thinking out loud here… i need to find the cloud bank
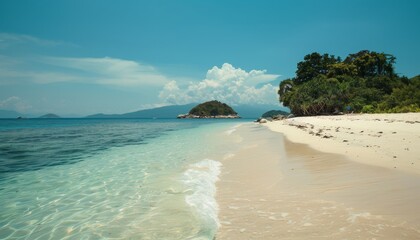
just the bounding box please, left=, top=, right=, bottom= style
left=0, top=33, right=170, bottom=87
left=0, top=96, right=32, bottom=112
left=0, top=55, right=170, bottom=87
left=0, top=32, right=63, bottom=49
left=159, top=63, right=280, bottom=105
left=40, top=57, right=170, bottom=86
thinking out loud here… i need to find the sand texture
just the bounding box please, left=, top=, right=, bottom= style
left=265, top=113, right=420, bottom=174
left=216, top=119, right=420, bottom=239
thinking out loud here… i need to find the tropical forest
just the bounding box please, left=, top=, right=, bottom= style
left=278, top=50, right=420, bottom=116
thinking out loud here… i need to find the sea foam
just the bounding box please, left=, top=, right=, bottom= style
left=224, top=124, right=242, bottom=135
left=182, top=159, right=222, bottom=230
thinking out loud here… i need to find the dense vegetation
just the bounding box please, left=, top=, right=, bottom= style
left=189, top=100, right=238, bottom=116
left=278, top=50, right=420, bottom=116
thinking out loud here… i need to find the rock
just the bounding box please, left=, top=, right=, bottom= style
left=259, top=118, right=268, bottom=123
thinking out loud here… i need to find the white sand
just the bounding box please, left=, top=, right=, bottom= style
left=265, top=113, right=420, bottom=174
left=216, top=117, right=420, bottom=239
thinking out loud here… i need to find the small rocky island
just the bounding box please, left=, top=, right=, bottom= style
left=177, top=100, right=240, bottom=119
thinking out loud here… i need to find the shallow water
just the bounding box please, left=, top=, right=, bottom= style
left=0, top=119, right=243, bottom=239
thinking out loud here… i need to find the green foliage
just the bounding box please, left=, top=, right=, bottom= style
left=189, top=100, right=237, bottom=116
left=361, top=105, right=376, bottom=113
left=295, top=53, right=339, bottom=84
left=278, top=51, right=420, bottom=116
left=344, top=50, right=395, bottom=77
left=278, top=78, right=294, bottom=106
left=287, top=76, right=349, bottom=115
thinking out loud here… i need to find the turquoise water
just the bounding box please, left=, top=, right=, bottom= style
left=0, top=119, right=244, bottom=239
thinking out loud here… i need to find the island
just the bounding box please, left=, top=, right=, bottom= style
left=261, top=109, right=290, bottom=119
left=177, top=100, right=240, bottom=119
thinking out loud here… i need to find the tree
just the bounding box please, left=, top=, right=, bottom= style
left=327, top=62, right=357, bottom=77
left=295, top=53, right=339, bottom=84
left=344, top=50, right=396, bottom=77
left=278, top=78, right=294, bottom=106
left=387, top=75, right=420, bottom=109
left=278, top=51, right=419, bottom=115
left=287, top=76, right=346, bottom=115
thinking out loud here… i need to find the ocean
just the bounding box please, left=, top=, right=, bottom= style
left=0, top=118, right=245, bottom=239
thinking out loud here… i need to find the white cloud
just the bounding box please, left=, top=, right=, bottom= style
left=0, top=55, right=170, bottom=87
left=0, top=33, right=170, bottom=87
left=0, top=96, right=32, bottom=112
left=160, top=80, right=194, bottom=104
left=159, top=63, right=280, bottom=105
left=40, top=56, right=170, bottom=86
left=0, top=32, right=64, bottom=49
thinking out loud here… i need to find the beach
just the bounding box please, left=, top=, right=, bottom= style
left=266, top=113, right=420, bottom=175
left=1, top=116, right=420, bottom=239
left=216, top=113, right=420, bottom=239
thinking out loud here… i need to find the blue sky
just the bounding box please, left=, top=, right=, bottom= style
left=0, top=0, right=419, bottom=116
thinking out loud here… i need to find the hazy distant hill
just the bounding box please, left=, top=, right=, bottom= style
left=86, top=103, right=289, bottom=119
left=234, top=105, right=289, bottom=119
left=39, top=113, right=61, bottom=118
left=86, top=104, right=196, bottom=119
left=0, top=109, right=22, bottom=118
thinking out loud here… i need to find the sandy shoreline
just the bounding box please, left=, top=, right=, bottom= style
left=265, top=113, right=420, bottom=174
left=216, top=114, right=420, bottom=239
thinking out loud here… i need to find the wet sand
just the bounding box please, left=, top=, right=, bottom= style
left=216, top=123, right=420, bottom=239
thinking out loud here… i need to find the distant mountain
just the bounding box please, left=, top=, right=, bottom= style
left=39, top=113, right=61, bottom=118
left=86, top=103, right=196, bottom=119
left=86, top=103, right=289, bottom=119
left=0, top=109, right=23, bottom=118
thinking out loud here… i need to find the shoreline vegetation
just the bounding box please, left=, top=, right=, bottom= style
left=263, top=50, right=420, bottom=173
left=278, top=50, right=420, bottom=116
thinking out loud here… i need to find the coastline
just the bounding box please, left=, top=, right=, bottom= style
left=265, top=113, right=420, bottom=175
left=216, top=115, right=420, bottom=239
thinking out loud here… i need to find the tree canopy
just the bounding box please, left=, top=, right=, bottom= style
left=278, top=50, right=420, bottom=116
